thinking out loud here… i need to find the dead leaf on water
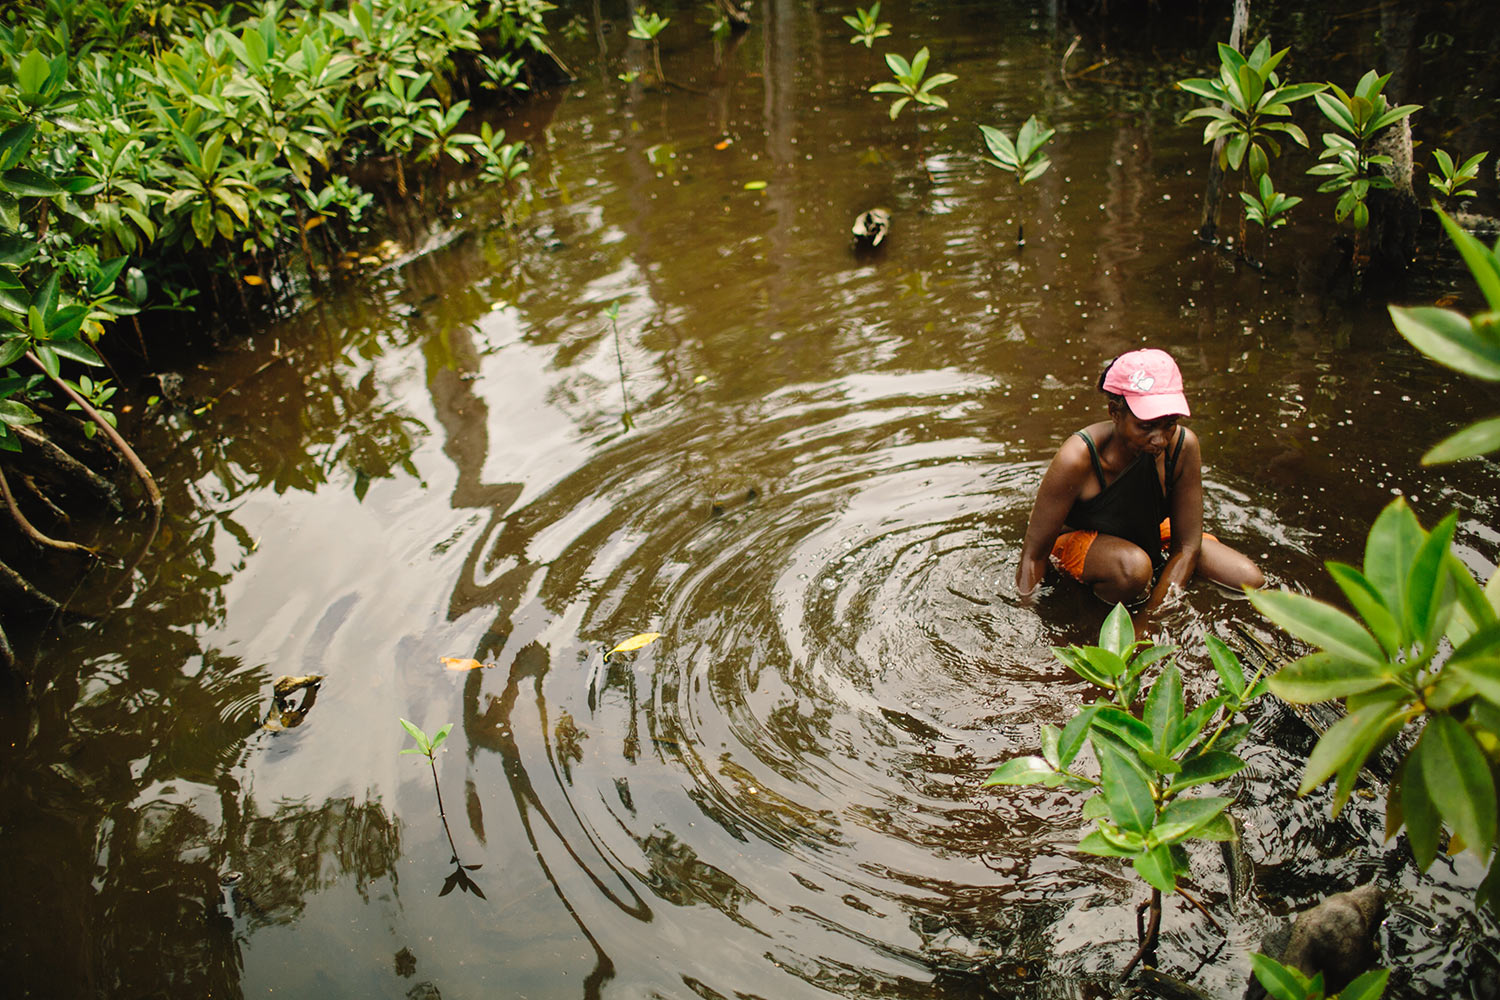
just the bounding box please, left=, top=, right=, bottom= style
left=743, top=180, right=767, bottom=191
left=606, top=632, right=662, bottom=659
left=714, top=138, right=732, bottom=150
left=242, top=274, right=265, bottom=286
left=442, top=657, right=488, bottom=671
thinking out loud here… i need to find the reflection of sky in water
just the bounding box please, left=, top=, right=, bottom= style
left=8, top=2, right=1500, bottom=998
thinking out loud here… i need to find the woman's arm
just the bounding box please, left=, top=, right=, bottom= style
left=1145, top=427, right=1203, bottom=611
left=1016, top=436, right=1092, bottom=598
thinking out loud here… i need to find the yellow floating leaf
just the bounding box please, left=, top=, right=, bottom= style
left=442, top=657, right=487, bottom=671
left=242, top=274, right=265, bottom=286
left=714, top=139, right=732, bottom=150
left=693, top=375, right=707, bottom=384
left=743, top=180, right=767, bottom=191
left=607, top=632, right=662, bottom=656
left=302, top=215, right=326, bottom=232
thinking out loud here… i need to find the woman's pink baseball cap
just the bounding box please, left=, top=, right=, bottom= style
left=1101, top=348, right=1190, bottom=420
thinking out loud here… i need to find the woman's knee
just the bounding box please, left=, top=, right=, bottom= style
left=1091, top=544, right=1153, bottom=601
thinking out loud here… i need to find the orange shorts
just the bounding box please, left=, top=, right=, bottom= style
left=1050, top=519, right=1215, bottom=582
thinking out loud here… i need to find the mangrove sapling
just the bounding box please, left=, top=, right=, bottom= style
left=628, top=11, right=671, bottom=88
left=400, top=718, right=486, bottom=898
left=1427, top=148, right=1487, bottom=204
left=984, top=604, right=1269, bottom=974
left=978, top=115, right=1055, bottom=248
left=842, top=4, right=891, bottom=49
left=1305, top=71, right=1420, bottom=249
left=869, top=47, right=956, bottom=122
left=1177, top=37, right=1324, bottom=252
left=1248, top=496, right=1500, bottom=906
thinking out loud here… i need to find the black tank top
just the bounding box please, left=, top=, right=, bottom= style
left=1064, top=428, right=1185, bottom=568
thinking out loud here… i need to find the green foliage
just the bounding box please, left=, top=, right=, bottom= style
left=978, top=116, right=1054, bottom=186
left=1178, top=37, right=1323, bottom=179
left=868, top=46, right=956, bottom=121
left=627, top=11, right=670, bottom=41
left=1428, top=148, right=1487, bottom=201
left=0, top=0, right=553, bottom=448
left=985, top=604, right=1267, bottom=895
left=1240, top=172, right=1302, bottom=231
left=842, top=4, right=891, bottom=49
left=1388, top=205, right=1500, bottom=463
left=1306, top=70, right=1421, bottom=230
left=1250, top=953, right=1389, bottom=1000
left=1249, top=498, right=1500, bottom=903
left=399, top=717, right=453, bottom=759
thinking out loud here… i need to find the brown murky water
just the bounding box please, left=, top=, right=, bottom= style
left=5, top=2, right=1500, bottom=998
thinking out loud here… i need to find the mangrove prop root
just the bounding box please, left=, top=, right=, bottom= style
left=0, top=465, right=95, bottom=554
left=0, top=618, right=13, bottom=670
left=20, top=472, right=70, bottom=524
left=0, top=555, right=61, bottom=611
left=1122, top=888, right=1163, bottom=979
left=27, top=351, right=161, bottom=515
left=13, top=424, right=120, bottom=507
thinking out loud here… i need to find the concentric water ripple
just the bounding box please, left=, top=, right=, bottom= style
left=455, top=367, right=1324, bottom=998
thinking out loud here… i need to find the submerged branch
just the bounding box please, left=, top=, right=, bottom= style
left=13, top=424, right=120, bottom=508
left=0, top=555, right=61, bottom=610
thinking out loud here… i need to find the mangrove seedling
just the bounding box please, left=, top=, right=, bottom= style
left=1239, top=172, right=1302, bottom=261
left=605, top=301, right=632, bottom=430
left=1428, top=147, right=1487, bottom=203
left=842, top=4, right=891, bottom=48
left=869, top=46, right=956, bottom=121
left=1306, top=70, right=1421, bottom=233
left=979, top=115, right=1055, bottom=248
left=984, top=604, right=1268, bottom=974
left=628, top=11, right=671, bottom=87
left=1177, top=37, right=1323, bottom=249
left=400, top=718, right=485, bottom=898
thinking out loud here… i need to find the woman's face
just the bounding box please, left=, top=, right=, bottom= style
left=1111, top=403, right=1179, bottom=456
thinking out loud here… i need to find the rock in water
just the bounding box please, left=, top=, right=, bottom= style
left=852, top=208, right=890, bottom=248
left=1274, top=882, right=1385, bottom=995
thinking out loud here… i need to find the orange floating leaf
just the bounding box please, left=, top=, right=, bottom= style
left=242, top=274, right=265, bottom=286
left=442, top=657, right=486, bottom=671
left=714, top=139, right=731, bottom=151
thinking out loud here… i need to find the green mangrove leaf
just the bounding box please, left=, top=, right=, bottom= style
left=1269, top=652, right=1393, bottom=703
left=1132, top=844, right=1177, bottom=893
left=1251, top=952, right=1315, bottom=1000
left=1077, top=828, right=1136, bottom=858
left=1152, top=796, right=1232, bottom=844
left=1098, top=602, right=1134, bottom=655
left=1299, top=689, right=1409, bottom=797
left=1423, top=416, right=1500, bottom=464
left=1417, top=713, right=1498, bottom=855
left=1057, top=704, right=1101, bottom=769
left=1389, top=304, right=1500, bottom=381
left=1039, top=724, right=1062, bottom=769
left=1406, top=512, right=1459, bottom=650
left=1096, top=738, right=1156, bottom=836
left=1365, top=498, right=1426, bottom=625
left=1143, top=663, right=1184, bottom=753
left=1249, top=588, right=1388, bottom=668
left=1204, top=635, right=1246, bottom=698
left=1168, top=750, right=1247, bottom=793
left=1334, top=968, right=1390, bottom=1000
left=983, top=756, right=1062, bottom=787
left=1325, top=561, right=1402, bottom=657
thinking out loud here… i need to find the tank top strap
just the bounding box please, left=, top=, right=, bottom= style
left=1073, top=430, right=1108, bottom=491
left=1165, top=428, right=1186, bottom=484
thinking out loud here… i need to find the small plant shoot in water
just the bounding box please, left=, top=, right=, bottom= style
left=978, top=115, right=1055, bottom=248
left=1428, top=148, right=1488, bottom=202
left=842, top=4, right=891, bottom=48
left=628, top=11, right=671, bottom=86
left=399, top=717, right=485, bottom=898
left=984, top=604, right=1269, bottom=972
left=868, top=46, right=956, bottom=121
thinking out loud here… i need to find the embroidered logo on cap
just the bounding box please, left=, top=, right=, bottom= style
left=1128, top=371, right=1155, bottom=392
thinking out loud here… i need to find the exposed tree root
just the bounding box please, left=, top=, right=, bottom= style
left=20, top=472, right=69, bottom=525
left=0, top=618, right=12, bottom=669
left=1122, top=888, right=1163, bottom=979
left=12, top=424, right=120, bottom=509
left=0, top=555, right=60, bottom=611
left=0, top=465, right=95, bottom=554
left=29, top=352, right=161, bottom=517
